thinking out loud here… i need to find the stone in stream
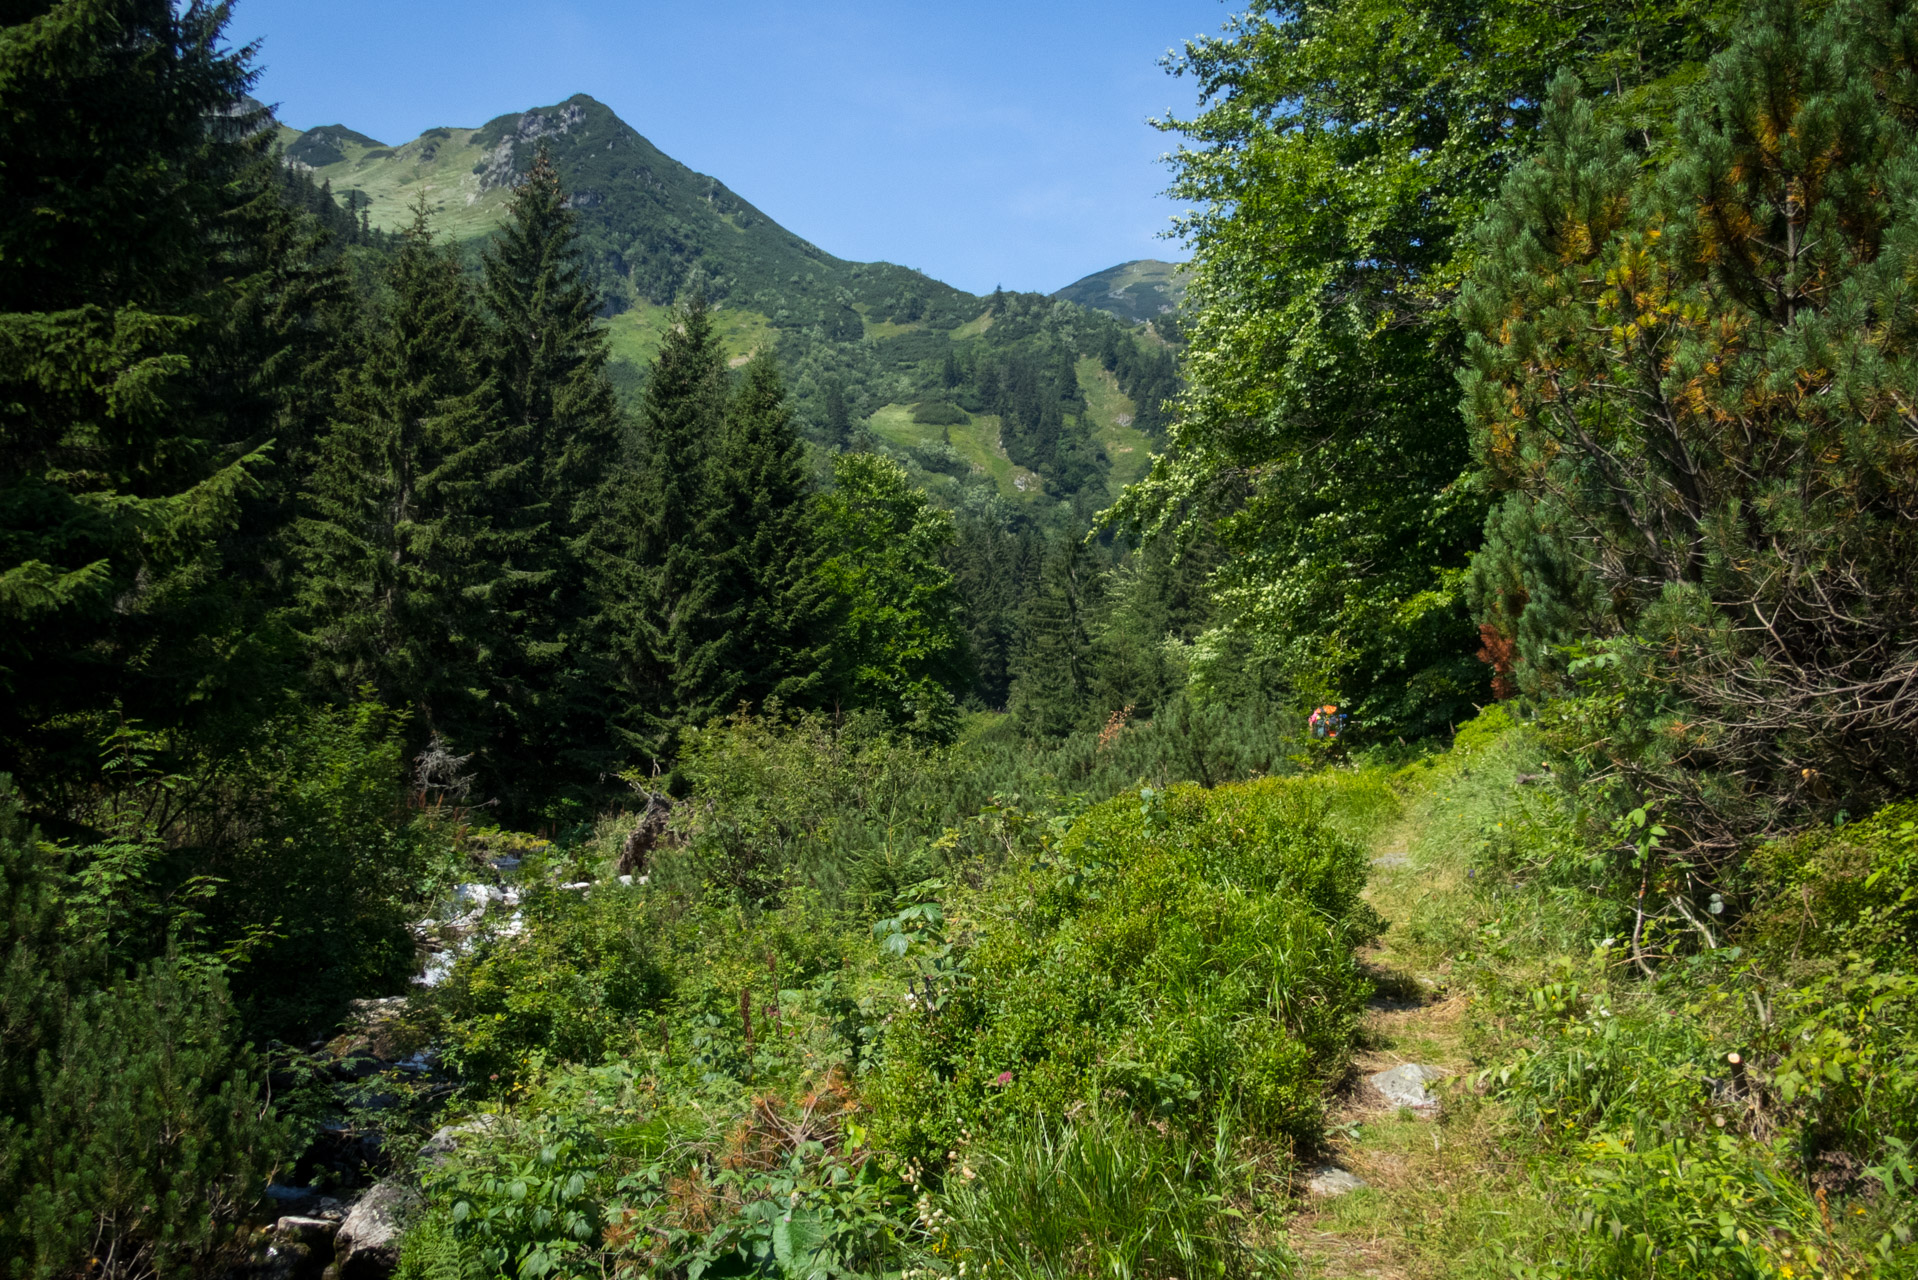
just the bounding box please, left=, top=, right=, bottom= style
left=264, top=1183, right=347, bottom=1219
left=334, top=1181, right=420, bottom=1280
left=275, top=1216, right=339, bottom=1247
left=1306, top=1165, right=1370, bottom=1197
left=328, top=997, right=428, bottom=1067
left=1370, top=1063, right=1445, bottom=1109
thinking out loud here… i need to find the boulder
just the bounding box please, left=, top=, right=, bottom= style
left=334, top=1181, right=419, bottom=1280
left=1370, top=1062, right=1445, bottom=1109
left=418, top=1114, right=499, bottom=1167
left=327, top=996, right=428, bottom=1066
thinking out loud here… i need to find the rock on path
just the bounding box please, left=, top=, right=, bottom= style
left=1369, top=1062, right=1445, bottom=1109
left=1307, top=1165, right=1370, bottom=1197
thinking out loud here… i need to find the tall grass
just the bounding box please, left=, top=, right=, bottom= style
left=919, top=1111, right=1293, bottom=1280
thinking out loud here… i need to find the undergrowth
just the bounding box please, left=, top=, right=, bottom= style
left=394, top=713, right=1401, bottom=1279
left=1360, top=706, right=1918, bottom=1280
left=389, top=702, right=1918, bottom=1280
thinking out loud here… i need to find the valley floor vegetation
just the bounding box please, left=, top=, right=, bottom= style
left=6, top=0, right=1918, bottom=1277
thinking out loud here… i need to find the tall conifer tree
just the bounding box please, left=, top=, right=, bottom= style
left=480, top=146, right=626, bottom=805
left=706, top=350, right=831, bottom=711
left=295, top=202, right=532, bottom=768
left=0, top=0, right=292, bottom=793
left=1008, top=534, right=1102, bottom=741
left=615, top=294, right=729, bottom=764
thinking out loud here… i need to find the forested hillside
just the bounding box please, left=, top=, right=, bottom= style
left=4, top=1, right=1918, bottom=1279
left=279, top=95, right=1181, bottom=507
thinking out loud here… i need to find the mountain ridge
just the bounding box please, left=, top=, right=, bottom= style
left=279, top=95, right=1165, bottom=330
left=280, top=93, right=973, bottom=327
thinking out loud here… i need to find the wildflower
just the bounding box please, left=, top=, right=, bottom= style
left=992, top=1071, right=1013, bottom=1086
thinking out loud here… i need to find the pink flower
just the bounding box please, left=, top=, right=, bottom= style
left=993, top=1071, right=1013, bottom=1086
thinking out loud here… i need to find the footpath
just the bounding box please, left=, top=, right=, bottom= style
left=1286, top=823, right=1542, bottom=1280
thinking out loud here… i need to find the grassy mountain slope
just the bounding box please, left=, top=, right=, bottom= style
left=1076, top=356, right=1151, bottom=490
left=867, top=405, right=1044, bottom=502
left=1052, top=259, right=1187, bottom=323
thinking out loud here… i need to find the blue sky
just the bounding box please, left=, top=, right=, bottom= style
left=236, top=0, right=1230, bottom=296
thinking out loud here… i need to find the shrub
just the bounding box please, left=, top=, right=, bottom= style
left=0, top=779, right=281, bottom=1279
left=1542, top=1134, right=1834, bottom=1280
left=1487, top=961, right=1727, bottom=1142
left=1474, top=794, right=1918, bottom=1278
left=435, top=883, right=671, bottom=1087
left=911, top=400, right=970, bottom=426
left=668, top=708, right=958, bottom=910
left=402, top=1059, right=911, bottom=1280
left=213, top=702, right=447, bottom=1038
left=867, top=777, right=1379, bottom=1164
left=1770, top=961, right=1918, bottom=1161
left=1749, top=801, right=1918, bottom=969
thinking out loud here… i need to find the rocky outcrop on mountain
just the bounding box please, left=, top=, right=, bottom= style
left=476, top=101, right=589, bottom=193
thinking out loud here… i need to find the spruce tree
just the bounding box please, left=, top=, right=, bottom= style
left=1009, top=533, right=1103, bottom=741
left=706, top=350, right=832, bottom=711
left=0, top=0, right=298, bottom=792
left=947, top=495, right=1042, bottom=709
left=614, top=294, right=730, bottom=764
left=295, top=201, right=532, bottom=771
left=824, top=380, right=853, bottom=448
left=482, top=146, right=622, bottom=531
left=480, top=146, right=627, bottom=806
left=1089, top=535, right=1219, bottom=720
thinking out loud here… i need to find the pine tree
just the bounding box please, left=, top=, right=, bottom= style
left=614, top=294, right=730, bottom=764
left=1460, top=0, right=1918, bottom=838
left=295, top=201, right=532, bottom=770
left=0, top=779, right=278, bottom=1279
left=706, top=350, right=832, bottom=711
left=479, top=146, right=627, bottom=807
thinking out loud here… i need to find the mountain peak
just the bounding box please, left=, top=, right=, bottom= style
left=1052, top=259, right=1187, bottom=324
